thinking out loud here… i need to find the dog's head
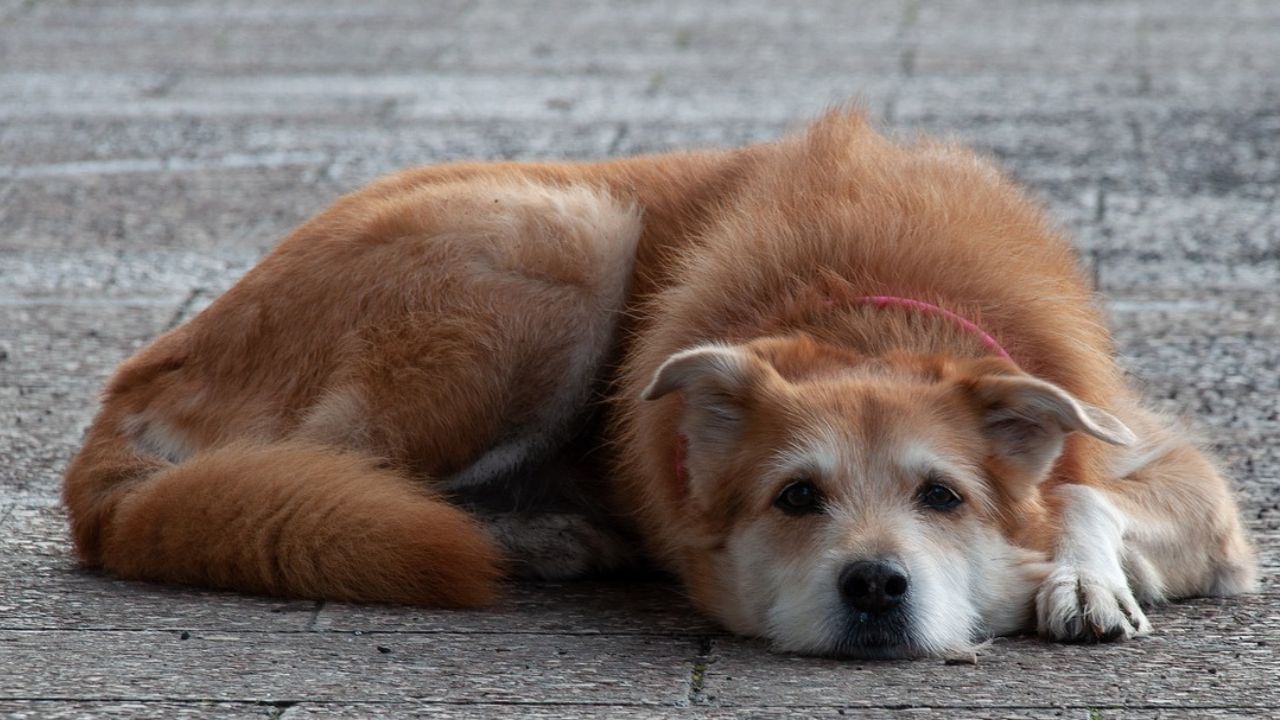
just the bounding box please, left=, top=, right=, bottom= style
left=641, top=334, right=1134, bottom=658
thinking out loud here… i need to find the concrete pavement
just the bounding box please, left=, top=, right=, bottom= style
left=1, top=1, right=1277, bottom=717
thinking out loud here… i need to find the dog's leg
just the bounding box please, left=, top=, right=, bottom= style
left=1107, top=437, right=1258, bottom=598
left=460, top=452, right=643, bottom=579
left=479, top=512, right=636, bottom=579
left=1037, top=482, right=1153, bottom=641
left=1038, top=427, right=1257, bottom=642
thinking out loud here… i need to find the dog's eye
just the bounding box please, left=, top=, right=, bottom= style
left=919, top=483, right=962, bottom=511
left=774, top=480, right=822, bottom=516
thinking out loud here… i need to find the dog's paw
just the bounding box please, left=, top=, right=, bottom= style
left=1036, top=565, right=1151, bottom=643
left=481, top=512, right=636, bottom=580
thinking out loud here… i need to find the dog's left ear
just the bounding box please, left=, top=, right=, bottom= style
left=965, top=374, right=1136, bottom=482
left=641, top=343, right=782, bottom=455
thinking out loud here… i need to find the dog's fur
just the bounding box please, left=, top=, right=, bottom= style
left=64, top=112, right=1257, bottom=657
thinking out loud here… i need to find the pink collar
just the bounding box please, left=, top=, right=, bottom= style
left=851, top=295, right=1011, bottom=361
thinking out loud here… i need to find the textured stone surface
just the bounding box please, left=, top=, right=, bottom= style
left=0, top=703, right=278, bottom=720
left=1, top=0, right=1277, bottom=717
left=702, top=591, right=1280, bottom=709
left=1, top=704, right=1264, bottom=719
left=0, top=301, right=180, bottom=502
left=0, top=629, right=698, bottom=705
left=0, top=506, right=319, bottom=632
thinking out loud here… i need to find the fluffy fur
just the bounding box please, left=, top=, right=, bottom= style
left=64, top=112, right=1257, bottom=657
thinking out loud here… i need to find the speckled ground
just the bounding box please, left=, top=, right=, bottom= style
left=1, top=1, right=1277, bottom=717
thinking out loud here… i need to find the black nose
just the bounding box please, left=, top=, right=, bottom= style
left=839, top=560, right=909, bottom=614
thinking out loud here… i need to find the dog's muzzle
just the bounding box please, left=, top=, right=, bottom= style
left=833, top=558, right=913, bottom=655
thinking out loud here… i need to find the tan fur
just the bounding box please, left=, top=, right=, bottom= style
left=64, top=112, right=1255, bottom=654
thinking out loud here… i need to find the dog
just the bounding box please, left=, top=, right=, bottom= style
left=63, top=112, right=1257, bottom=658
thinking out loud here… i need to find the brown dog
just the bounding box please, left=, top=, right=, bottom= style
left=64, top=112, right=1257, bottom=657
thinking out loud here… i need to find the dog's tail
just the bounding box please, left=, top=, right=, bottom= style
left=62, top=417, right=503, bottom=607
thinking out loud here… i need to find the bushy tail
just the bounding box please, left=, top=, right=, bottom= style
left=63, top=431, right=503, bottom=607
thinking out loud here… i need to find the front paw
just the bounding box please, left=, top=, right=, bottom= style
left=1036, top=565, right=1152, bottom=643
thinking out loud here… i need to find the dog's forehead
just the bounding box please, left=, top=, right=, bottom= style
left=770, top=379, right=984, bottom=484
left=775, top=406, right=952, bottom=476
left=782, top=376, right=954, bottom=448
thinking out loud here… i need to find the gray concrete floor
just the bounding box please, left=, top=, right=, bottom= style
left=1, top=0, right=1278, bottom=717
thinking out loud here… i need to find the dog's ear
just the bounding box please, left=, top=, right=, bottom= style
left=642, top=343, right=782, bottom=454
left=964, top=373, right=1136, bottom=482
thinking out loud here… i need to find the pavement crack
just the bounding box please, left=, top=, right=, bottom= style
left=165, top=288, right=204, bottom=331
left=685, top=635, right=714, bottom=706
left=898, top=47, right=916, bottom=78
left=607, top=123, right=630, bottom=156
left=305, top=601, right=324, bottom=631
left=263, top=700, right=298, bottom=719
left=142, top=72, right=182, bottom=98
left=1127, top=116, right=1145, bottom=154
left=0, top=503, right=17, bottom=531
left=895, top=0, right=922, bottom=79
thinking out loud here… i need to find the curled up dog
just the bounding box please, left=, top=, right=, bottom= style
left=63, top=111, right=1257, bottom=659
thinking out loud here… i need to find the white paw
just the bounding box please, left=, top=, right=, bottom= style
left=1036, top=565, right=1152, bottom=643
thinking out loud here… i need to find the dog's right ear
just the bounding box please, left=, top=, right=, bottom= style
left=642, top=344, right=781, bottom=454
left=963, top=372, right=1136, bottom=485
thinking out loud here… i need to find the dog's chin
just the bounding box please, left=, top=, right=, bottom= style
left=770, top=614, right=926, bottom=660
left=781, top=632, right=919, bottom=660
left=825, top=632, right=981, bottom=660
left=827, top=615, right=916, bottom=659
left=773, top=612, right=978, bottom=660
